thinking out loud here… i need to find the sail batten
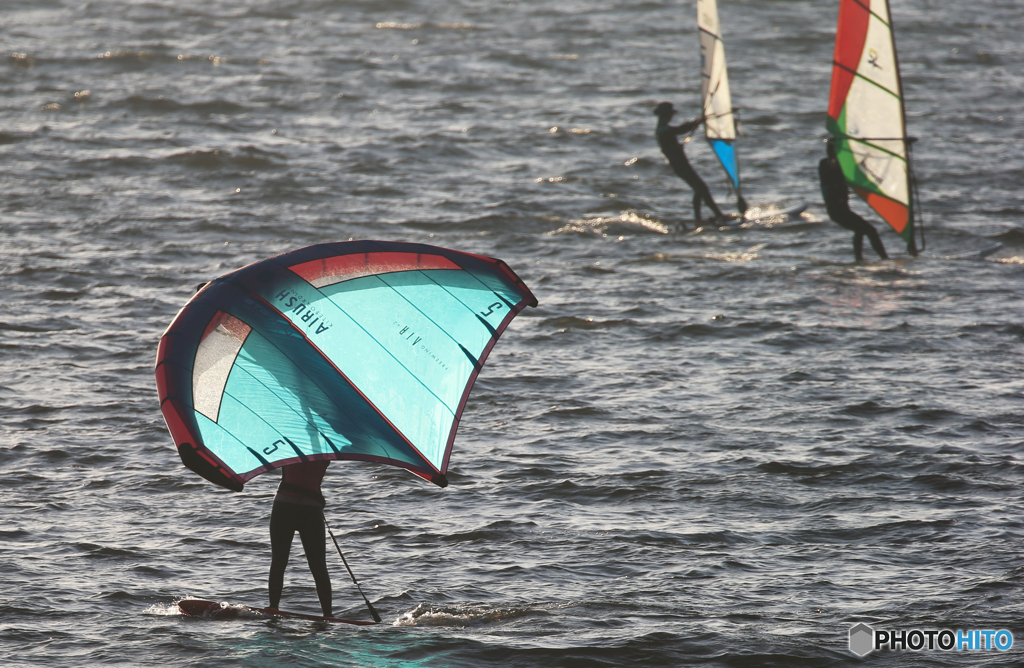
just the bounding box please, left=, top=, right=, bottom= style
left=827, top=0, right=915, bottom=241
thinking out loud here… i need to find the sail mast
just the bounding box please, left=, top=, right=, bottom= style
left=826, top=0, right=916, bottom=244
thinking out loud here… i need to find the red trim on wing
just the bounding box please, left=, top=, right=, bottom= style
left=160, top=397, right=199, bottom=451
left=289, top=252, right=460, bottom=287
left=154, top=362, right=171, bottom=402
left=161, top=396, right=246, bottom=488
left=155, top=335, right=169, bottom=366
left=201, top=311, right=252, bottom=344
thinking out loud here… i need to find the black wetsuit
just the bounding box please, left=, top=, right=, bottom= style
left=656, top=118, right=725, bottom=224
left=818, top=155, right=888, bottom=262
left=269, top=461, right=332, bottom=617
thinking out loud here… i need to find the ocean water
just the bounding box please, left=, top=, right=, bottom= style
left=2, top=0, right=1023, bottom=666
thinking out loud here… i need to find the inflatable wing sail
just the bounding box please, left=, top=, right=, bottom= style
left=698, top=0, right=741, bottom=194
left=827, top=0, right=914, bottom=242
left=155, top=241, right=537, bottom=491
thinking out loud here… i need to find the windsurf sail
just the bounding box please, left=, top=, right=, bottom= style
left=827, top=0, right=916, bottom=243
left=698, top=0, right=742, bottom=200
left=155, top=241, right=537, bottom=491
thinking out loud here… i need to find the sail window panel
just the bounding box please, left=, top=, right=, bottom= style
left=845, top=141, right=909, bottom=205
left=703, top=41, right=734, bottom=141
left=867, top=0, right=891, bottom=24
left=697, top=0, right=720, bottom=34
left=210, top=384, right=425, bottom=475
left=270, top=278, right=460, bottom=465
left=319, top=274, right=475, bottom=413
left=229, top=343, right=358, bottom=459
left=192, top=314, right=251, bottom=422
left=401, top=268, right=522, bottom=334
left=194, top=403, right=280, bottom=476
left=862, top=137, right=906, bottom=161
left=699, top=0, right=735, bottom=144
left=699, top=30, right=717, bottom=99
left=232, top=313, right=429, bottom=470
left=858, top=14, right=900, bottom=96
left=365, top=269, right=499, bottom=353
left=255, top=276, right=453, bottom=469
left=843, top=76, right=904, bottom=149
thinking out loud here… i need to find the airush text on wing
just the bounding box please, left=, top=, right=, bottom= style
left=274, top=288, right=333, bottom=336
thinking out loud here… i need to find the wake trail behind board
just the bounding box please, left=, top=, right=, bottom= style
left=178, top=598, right=376, bottom=625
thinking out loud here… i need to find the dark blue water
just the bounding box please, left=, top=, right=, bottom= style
left=2, top=1, right=1022, bottom=665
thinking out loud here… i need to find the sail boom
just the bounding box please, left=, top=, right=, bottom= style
left=846, top=140, right=908, bottom=161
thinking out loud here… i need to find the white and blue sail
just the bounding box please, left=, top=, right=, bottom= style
left=698, top=0, right=742, bottom=196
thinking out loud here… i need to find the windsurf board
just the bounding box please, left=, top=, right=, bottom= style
left=178, top=598, right=376, bottom=626
left=712, top=202, right=809, bottom=229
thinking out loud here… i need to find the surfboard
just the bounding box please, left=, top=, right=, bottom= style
left=940, top=243, right=1002, bottom=261
left=178, top=598, right=376, bottom=625
left=713, top=203, right=809, bottom=228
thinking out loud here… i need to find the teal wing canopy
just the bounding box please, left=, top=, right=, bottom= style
left=155, top=241, right=537, bottom=490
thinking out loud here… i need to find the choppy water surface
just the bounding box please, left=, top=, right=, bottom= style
left=2, top=1, right=1023, bottom=666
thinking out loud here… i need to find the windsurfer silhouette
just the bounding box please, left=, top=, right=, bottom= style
left=819, top=138, right=889, bottom=262
left=269, top=460, right=332, bottom=617
left=654, top=101, right=726, bottom=227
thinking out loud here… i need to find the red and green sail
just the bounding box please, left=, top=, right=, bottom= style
left=827, top=0, right=914, bottom=241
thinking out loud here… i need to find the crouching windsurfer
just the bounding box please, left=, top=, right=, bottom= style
left=269, top=461, right=332, bottom=617
left=819, top=138, right=889, bottom=262
left=654, top=101, right=727, bottom=227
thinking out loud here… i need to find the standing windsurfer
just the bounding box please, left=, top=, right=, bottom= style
left=819, top=139, right=889, bottom=262
left=654, top=101, right=726, bottom=227
left=268, top=460, right=332, bottom=617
